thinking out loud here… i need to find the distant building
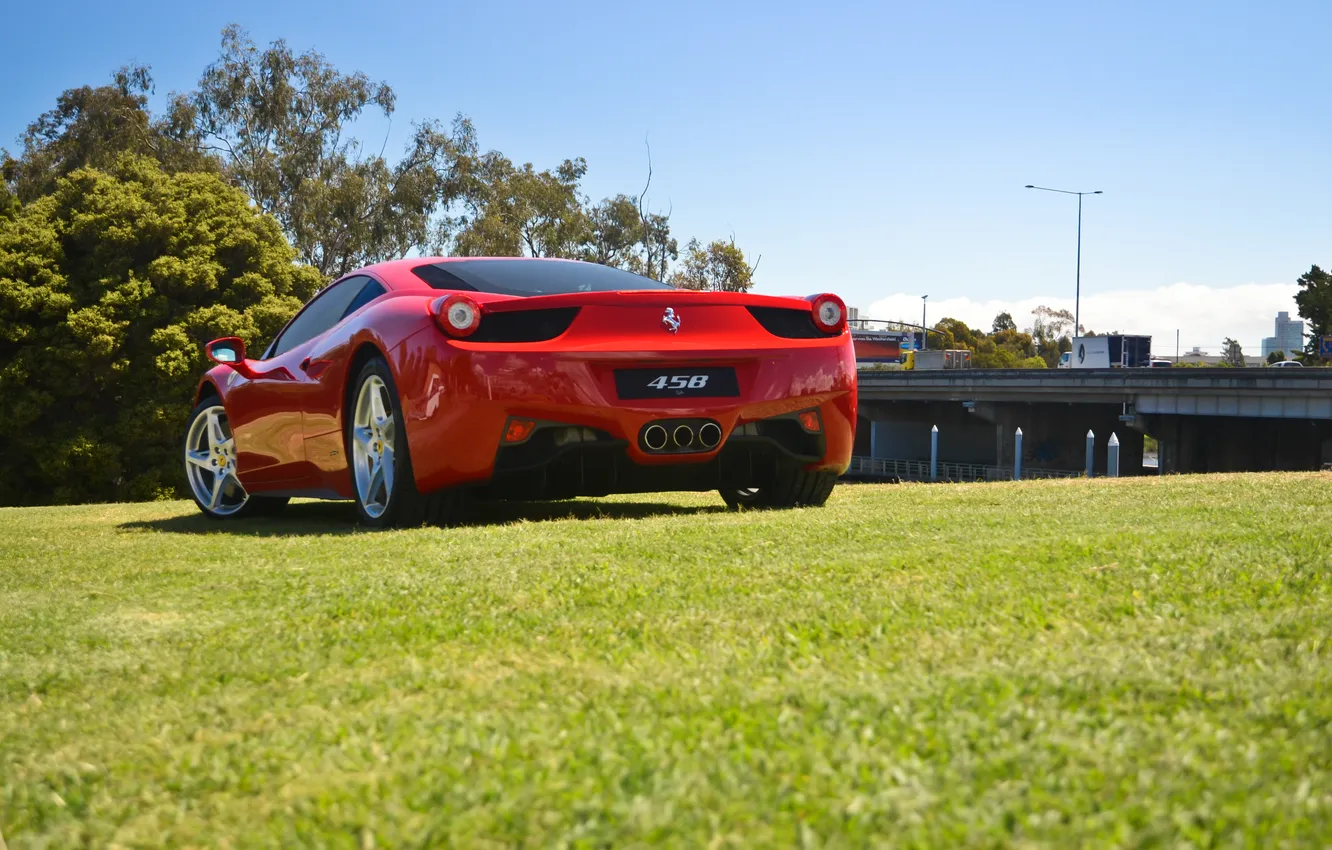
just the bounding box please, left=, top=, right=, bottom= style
left=1261, top=311, right=1304, bottom=359
left=1179, top=346, right=1224, bottom=366
left=1178, top=344, right=1269, bottom=367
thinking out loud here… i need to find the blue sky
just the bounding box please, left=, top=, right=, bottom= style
left=5, top=0, right=1329, bottom=353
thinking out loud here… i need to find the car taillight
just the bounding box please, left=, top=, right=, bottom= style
left=436, top=294, right=482, bottom=337
left=503, top=418, right=536, bottom=443
left=808, top=293, right=847, bottom=334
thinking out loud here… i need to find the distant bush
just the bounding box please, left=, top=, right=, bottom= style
left=0, top=156, right=323, bottom=505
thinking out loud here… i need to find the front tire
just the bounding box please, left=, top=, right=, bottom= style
left=347, top=357, right=458, bottom=528
left=720, top=467, right=838, bottom=510
left=184, top=400, right=289, bottom=519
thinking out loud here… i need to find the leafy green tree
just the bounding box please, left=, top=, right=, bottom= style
left=446, top=153, right=591, bottom=258
left=1266, top=349, right=1287, bottom=364
left=173, top=25, right=471, bottom=277
left=0, top=156, right=322, bottom=506
left=974, top=338, right=1016, bottom=367
left=631, top=205, right=679, bottom=281
left=992, top=312, right=1016, bottom=333
left=584, top=194, right=644, bottom=268
left=1040, top=335, right=1073, bottom=367
left=0, top=183, right=16, bottom=221
left=670, top=238, right=755, bottom=291
left=1030, top=305, right=1075, bottom=342
left=1028, top=305, right=1076, bottom=366
left=1221, top=337, right=1246, bottom=367
left=445, top=140, right=681, bottom=279
left=991, top=327, right=1036, bottom=355
left=2, top=65, right=215, bottom=204
left=1294, top=264, right=1332, bottom=356
left=933, top=318, right=979, bottom=352
left=438, top=138, right=683, bottom=281
left=583, top=191, right=678, bottom=276
left=932, top=318, right=1038, bottom=367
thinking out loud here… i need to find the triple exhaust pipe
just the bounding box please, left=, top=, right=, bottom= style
left=642, top=420, right=722, bottom=452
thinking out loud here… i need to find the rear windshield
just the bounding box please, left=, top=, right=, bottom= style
left=411, top=259, right=674, bottom=296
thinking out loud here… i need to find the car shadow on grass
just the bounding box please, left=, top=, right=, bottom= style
left=118, top=498, right=726, bottom=537
left=457, top=499, right=728, bottom=528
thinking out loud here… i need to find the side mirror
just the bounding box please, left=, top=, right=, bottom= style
left=206, top=337, right=246, bottom=365
left=204, top=337, right=260, bottom=379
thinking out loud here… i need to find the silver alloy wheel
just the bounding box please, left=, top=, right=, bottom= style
left=185, top=405, right=249, bottom=516
left=352, top=374, right=396, bottom=519
left=735, top=488, right=761, bottom=497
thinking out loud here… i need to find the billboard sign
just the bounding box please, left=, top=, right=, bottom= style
left=852, top=331, right=910, bottom=363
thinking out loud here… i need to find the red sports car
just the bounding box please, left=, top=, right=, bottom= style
left=187, top=258, right=857, bottom=527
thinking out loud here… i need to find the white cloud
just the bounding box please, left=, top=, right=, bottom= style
left=863, top=283, right=1302, bottom=356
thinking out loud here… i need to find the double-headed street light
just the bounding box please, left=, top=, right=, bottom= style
left=921, top=294, right=928, bottom=351
left=1025, top=184, right=1102, bottom=339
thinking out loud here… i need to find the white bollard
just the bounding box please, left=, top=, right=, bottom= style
left=1107, top=432, right=1120, bottom=478
left=930, top=424, right=939, bottom=481
left=1014, top=427, right=1023, bottom=480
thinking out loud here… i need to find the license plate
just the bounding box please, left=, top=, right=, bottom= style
left=614, top=367, right=740, bottom=399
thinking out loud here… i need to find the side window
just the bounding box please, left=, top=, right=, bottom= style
left=340, top=279, right=386, bottom=321
left=267, top=276, right=373, bottom=359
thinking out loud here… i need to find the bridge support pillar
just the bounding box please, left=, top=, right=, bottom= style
left=1143, top=414, right=1332, bottom=473
left=971, top=403, right=1144, bottom=475
left=1110, top=427, right=1145, bottom=476
left=862, top=402, right=997, bottom=464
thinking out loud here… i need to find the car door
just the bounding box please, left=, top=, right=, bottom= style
left=298, top=277, right=388, bottom=491
left=228, top=276, right=377, bottom=486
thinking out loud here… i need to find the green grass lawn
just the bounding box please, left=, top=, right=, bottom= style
left=2, top=475, right=1330, bottom=847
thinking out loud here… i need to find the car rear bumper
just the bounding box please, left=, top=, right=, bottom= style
left=393, top=332, right=858, bottom=494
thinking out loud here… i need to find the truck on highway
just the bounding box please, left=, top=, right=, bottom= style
left=1057, top=335, right=1153, bottom=368
left=903, top=349, right=972, bottom=370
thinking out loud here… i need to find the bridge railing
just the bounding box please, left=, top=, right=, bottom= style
left=844, top=456, right=1082, bottom=483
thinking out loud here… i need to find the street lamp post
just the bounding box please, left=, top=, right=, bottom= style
left=1025, top=185, right=1102, bottom=339
left=921, top=295, right=928, bottom=351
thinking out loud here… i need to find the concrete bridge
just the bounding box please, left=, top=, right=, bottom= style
left=854, top=368, right=1332, bottom=475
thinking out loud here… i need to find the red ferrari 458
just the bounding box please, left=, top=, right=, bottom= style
left=187, top=258, right=857, bottom=527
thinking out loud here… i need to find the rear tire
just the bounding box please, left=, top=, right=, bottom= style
left=346, top=357, right=459, bottom=528
left=720, top=467, right=838, bottom=510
